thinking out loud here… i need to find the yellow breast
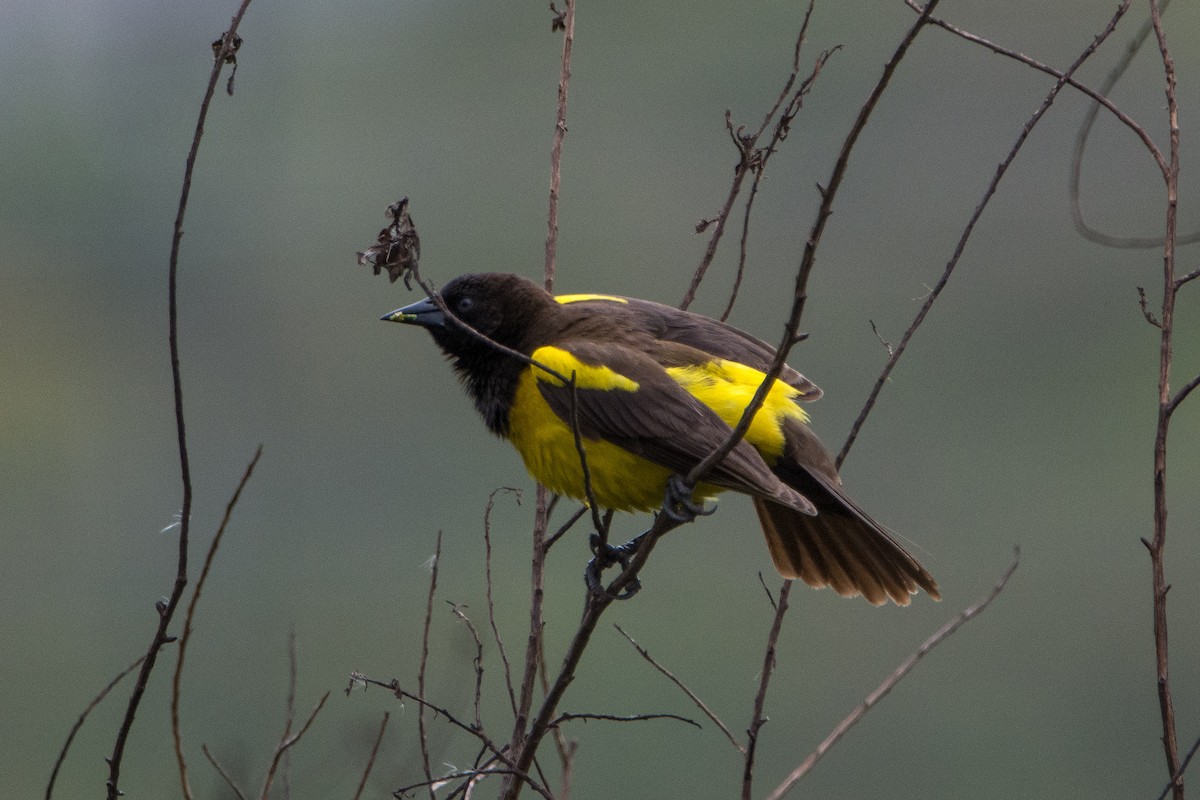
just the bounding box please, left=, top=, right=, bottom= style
left=504, top=346, right=808, bottom=510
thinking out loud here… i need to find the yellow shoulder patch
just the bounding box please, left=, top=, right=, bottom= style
left=531, top=345, right=640, bottom=392
left=666, top=359, right=808, bottom=461
left=555, top=293, right=629, bottom=305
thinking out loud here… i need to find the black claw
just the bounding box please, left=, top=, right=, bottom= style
left=584, top=533, right=647, bottom=600
left=663, top=474, right=716, bottom=522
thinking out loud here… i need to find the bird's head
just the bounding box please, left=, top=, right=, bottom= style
left=382, top=272, right=555, bottom=360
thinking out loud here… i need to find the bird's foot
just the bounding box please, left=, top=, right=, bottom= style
left=585, top=532, right=646, bottom=599
left=661, top=474, right=717, bottom=523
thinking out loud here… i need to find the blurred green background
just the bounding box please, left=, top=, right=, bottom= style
left=3, top=1, right=1198, bottom=797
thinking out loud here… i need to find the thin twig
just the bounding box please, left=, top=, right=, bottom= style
left=483, top=488, right=521, bottom=716
left=46, top=653, right=147, bottom=800
left=201, top=744, right=249, bottom=800
left=352, top=713, right=391, bottom=800
left=259, top=691, right=330, bottom=800
left=614, top=624, right=744, bottom=754
left=1157, top=735, right=1200, bottom=800
left=505, top=484, right=557, bottom=800
left=837, top=0, right=1130, bottom=468
left=689, top=0, right=941, bottom=492
left=683, top=1, right=818, bottom=313
left=544, top=504, right=588, bottom=551
left=741, top=581, right=792, bottom=800
left=449, top=602, right=487, bottom=731
left=551, top=712, right=701, bottom=729
left=105, top=5, right=252, bottom=798
left=350, top=673, right=555, bottom=800
left=763, top=551, right=1020, bottom=800
left=418, top=532, right=443, bottom=800
left=172, top=446, right=262, bottom=800
left=543, top=0, right=575, bottom=292
left=1169, top=374, right=1200, bottom=414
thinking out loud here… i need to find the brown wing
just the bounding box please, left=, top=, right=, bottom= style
left=556, top=295, right=823, bottom=400
left=534, top=339, right=815, bottom=515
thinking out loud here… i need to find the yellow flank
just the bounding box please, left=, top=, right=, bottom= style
left=555, top=293, right=629, bottom=305
left=530, top=345, right=640, bottom=391
left=508, top=366, right=695, bottom=511
left=506, top=347, right=810, bottom=510
left=666, top=359, right=808, bottom=463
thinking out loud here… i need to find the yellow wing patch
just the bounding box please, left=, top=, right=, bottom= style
left=555, top=293, right=629, bottom=305
left=529, top=345, right=640, bottom=392
left=667, top=359, right=808, bottom=462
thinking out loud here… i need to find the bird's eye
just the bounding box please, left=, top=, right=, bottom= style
left=455, top=296, right=475, bottom=315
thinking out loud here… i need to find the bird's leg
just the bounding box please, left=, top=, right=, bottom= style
left=662, top=474, right=717, bottom=523
left=585, top=526, right=645, bottom=600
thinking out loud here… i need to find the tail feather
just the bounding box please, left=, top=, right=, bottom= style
left=753, top=464, right=940, bottom=606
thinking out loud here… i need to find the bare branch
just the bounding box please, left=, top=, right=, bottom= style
left=483, top=488, right=521, bottom=716
left=352, top=713, right=391, bottom=800
left=106, top=4, right=254, bottom=797
left=259, top=691, right=330, bottom=800
left=172, top=446, right=263, bottom=800
left=614, top=624, right=745, bottom=754
left=46, top=653, right=147, bottom=800
left=1168, top=374, right=1200, bottom=414
left=201, top=744, right=248, bottom=800
left=837, top=1, right=1129, bottom=467
left=742, top=581, right=792, bottom=800
left=764, top=550, right=1021, bottom=800
left=1157, top=735, right=1200, bottom=800
left=449, top=602, right=487, bottom=731
left=543, top=0, right=575, bottom=292
left=551, top=712, right=701, bottom=729
left=418, top=532, right=443, bottom=800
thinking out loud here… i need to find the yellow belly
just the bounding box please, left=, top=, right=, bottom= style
left=504, top=351, right=809, bottom=511
left=507, top=367, right=691, bottom=511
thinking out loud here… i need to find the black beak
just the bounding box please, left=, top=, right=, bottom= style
left=382, top=295, right=445, bottom=328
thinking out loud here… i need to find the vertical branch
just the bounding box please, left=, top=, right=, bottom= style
left=418, top=532, right=443, bottom=800
left=544, top=0, right=575, bottom=292
left=105, top=5, right=252, bottom=798
left=1146, top=2, right=1182, bottom=796
left=172, top=447, right=263, bottom=800
left=740, top=581, right=792, bottom=800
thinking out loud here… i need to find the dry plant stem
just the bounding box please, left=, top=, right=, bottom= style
left=105, top=6, right=251, bottom=798
left=201, top=744, right=248, bottom=800
left=507, top=487, right=552, bottom=789
left=418, top=531, right=443, bottom=800
left=259, top=691, right=330, bottom=799
left=450, top=602, right=487, bottom=730
left=687, top=0, right=940, bottom=490
left=498, top=513, right=681, bottom=800
left=741, top=581, right=792, bottom=800
left=171, top=446, right=262, bottom=800
left=903, top=0, right=1168, bottom=182
left=484, top=488, right=521, bottom=716
left=552, top=712, right=700, bottom=728
left=1159, top=737, right=1200, bottom=800
left=1147, top=2, right=1183, bottom=795
left=46, top=654, right=147, bottom=800
left=350, top=673, right=545, bottom=794
left=353, top=713, right=391, bottom=800
left=681, top=1, right=815, bottom=313
left=614, top=624, right=744, bottom=753
left=543, top=0, right=574, bottom=292
left=764, top=551, right=1020, bottom=800
left=836, top=0, right=1129, bottom=468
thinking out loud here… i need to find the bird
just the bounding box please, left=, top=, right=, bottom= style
left=383, top=272, right=939, bottom=605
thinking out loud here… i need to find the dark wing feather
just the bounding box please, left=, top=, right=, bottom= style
left=558, top=296, right=822, bottom=400
left=535, top=339, right=815, bottom=515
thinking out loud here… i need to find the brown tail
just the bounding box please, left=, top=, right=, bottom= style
left=753, top=474, right=940, bottom=606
